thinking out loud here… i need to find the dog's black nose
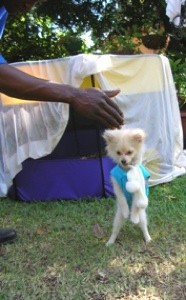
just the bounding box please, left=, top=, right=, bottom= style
left=121, top=159, right=127, bottom=165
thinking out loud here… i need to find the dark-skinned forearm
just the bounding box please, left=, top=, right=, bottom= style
left=0, top=63, right=124, bottom=128
left=0, top=64, right=79, bottom=104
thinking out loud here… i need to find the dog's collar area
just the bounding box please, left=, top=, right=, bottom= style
left=119, top=163, right=139, bottom=172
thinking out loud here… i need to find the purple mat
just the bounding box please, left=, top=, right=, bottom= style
left=9, top=157, right=114, bottom=201
left=8, top=109, right=116, bottom=201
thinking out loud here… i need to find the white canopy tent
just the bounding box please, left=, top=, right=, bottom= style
left=0, top=54, right=186, bottom=197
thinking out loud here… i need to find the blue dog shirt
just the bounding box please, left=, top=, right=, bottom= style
left=110, top=164, right=150, bottom=208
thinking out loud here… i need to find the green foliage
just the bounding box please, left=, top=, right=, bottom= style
left=99, top=35, right=136, bottom=55
left=169, top=53, right=186, bottom=108
left=37, top=0, right=168, bottom=39
left=0, top=12, right=86, bottom=63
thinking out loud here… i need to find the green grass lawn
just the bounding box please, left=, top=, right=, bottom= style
left=0, top=175, right=186, bottom=300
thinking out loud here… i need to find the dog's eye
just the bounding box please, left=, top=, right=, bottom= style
left=117, top=151, right=121, bottom=155
left=126, top=150, right=133, bottom=155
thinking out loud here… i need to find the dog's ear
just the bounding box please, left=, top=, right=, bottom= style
left=132, top=129, right=146, bottom=143
left=102, top=130, right=117, bottom=143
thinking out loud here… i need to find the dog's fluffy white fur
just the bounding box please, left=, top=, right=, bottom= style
left=103, top=128, right=151, bottom=245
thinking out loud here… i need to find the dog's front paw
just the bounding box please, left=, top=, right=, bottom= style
left=126, top=181, right=140, bottom=193
left=136, top=197, right=148, bottom=209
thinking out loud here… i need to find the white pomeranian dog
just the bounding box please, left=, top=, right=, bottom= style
left=103, top=128, right=151, bottom=246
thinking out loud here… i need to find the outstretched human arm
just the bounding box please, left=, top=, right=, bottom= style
left=0, top=64, right=124, bottom=128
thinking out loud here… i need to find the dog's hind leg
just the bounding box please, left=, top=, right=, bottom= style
left=112, top=178, right=129, bottom=219
left=138, top=209, right=151, bottom=243
left=106, top=205, right=124, bottom=246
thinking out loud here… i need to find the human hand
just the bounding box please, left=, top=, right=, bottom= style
left=71, top=88, right=124, bottom=128
left=0, top=63, right=124, bottom=128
